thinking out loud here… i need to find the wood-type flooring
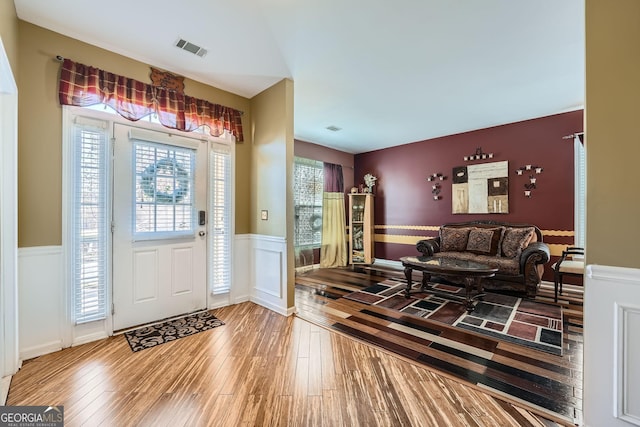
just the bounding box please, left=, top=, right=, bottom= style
left=295, top=265, right=584, bottom=426
left=6, top=283, right=582, bottom=426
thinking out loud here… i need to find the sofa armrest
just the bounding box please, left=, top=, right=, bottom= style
left=520, top=242, right=550, bottom=267
left=416, top=238, right=441, bottom=256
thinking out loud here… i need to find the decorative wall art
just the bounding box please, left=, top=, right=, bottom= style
left=427, top=173, right=446, bottom=200
left=452, top=160, right=509, bottom=214
left=515, top=164, right=543, bottom=197
left=150, top=67, right=185, bottom=93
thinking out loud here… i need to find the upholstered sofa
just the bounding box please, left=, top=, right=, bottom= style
left=415, top=221, right=550, bottom=298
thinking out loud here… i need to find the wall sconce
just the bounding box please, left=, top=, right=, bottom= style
left=432, top=183, right=441, bottom=200
left=515, top=165, right=543, bottom=175
left=426, top=172, right=446, bottom=200
left=515, top=165, right=543, bottom=197
left=464, top=147, right=494, bottom=161
left=426, top=172, right=446, bottom=181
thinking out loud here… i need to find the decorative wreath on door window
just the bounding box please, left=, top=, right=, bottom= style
left=311, top=214, right=322, bottom=232
left=140, top=158, right=190, bottom=203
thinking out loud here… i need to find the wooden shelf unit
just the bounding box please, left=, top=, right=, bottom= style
left=348, top=193, right=374, bottom=265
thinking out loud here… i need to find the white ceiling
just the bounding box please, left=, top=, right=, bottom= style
left=14, top=0, right=585, bottom=154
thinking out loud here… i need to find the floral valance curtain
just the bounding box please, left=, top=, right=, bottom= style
left=58, top=59, right=244, bottom=142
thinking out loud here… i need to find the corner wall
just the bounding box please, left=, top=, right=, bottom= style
left=584, top=1, right=640, bottom=426
left=250, top=79, right=295, bottom=309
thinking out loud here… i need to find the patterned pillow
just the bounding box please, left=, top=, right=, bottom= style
left=501, top=227, right=535, bottom=258
left=466, top=227, right=505, bottom=255
left=439, top=227, right=472, bottom=252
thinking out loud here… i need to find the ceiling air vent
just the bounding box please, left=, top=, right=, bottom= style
left=175, top=38, right=208, bottom=58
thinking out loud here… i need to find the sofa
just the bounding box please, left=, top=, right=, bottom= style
left=415, top=220, right=550, bottom=298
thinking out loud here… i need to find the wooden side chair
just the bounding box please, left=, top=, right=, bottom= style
left=551, top=247, right=585, bottom=302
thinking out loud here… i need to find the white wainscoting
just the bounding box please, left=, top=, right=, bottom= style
left=585, top=264, right=640, bottom=427
left=250, top=235, right=290, bottom=316
left=18, top=246, right=64, bottom=360
left=17, top=235, right=291, bottom=361
left=208, top=234, right=252, bottom=309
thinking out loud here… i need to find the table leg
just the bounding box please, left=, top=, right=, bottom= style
left=464, top=277, right=475, bottom=312
left=463, top=277, right=486, bottom=312
left=404, top=266, right=413, bottom=298
left=421, top=272, right=430, bottom=290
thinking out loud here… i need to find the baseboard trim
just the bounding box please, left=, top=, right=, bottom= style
left=72, top=331, right=109, bottom=347
left=1, top=375, right=10, bottom=405
left=370, top=259, right=402, bottom=270
left=20, top=340, right=63, bottom=361
left=250, top=295, right=290, bottom=317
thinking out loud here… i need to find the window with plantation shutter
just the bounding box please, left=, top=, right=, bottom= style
left=71, top=117, right=108, bottom=324
left=574, top=136, right=586, bottom=249
left=209, top=143, right=232, bottom=294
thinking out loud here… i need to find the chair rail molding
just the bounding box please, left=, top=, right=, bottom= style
left=584, top=264, right=640, bottom=427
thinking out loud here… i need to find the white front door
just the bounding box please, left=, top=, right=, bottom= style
left=112, top=124, right=207, bottom=330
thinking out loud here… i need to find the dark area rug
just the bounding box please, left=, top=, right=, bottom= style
left=124, top=311, right=225, bottom=352
left=344, top=278, right=563, bottom=355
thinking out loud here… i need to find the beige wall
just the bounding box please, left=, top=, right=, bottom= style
left=0, top=0, right=18, bottom=74
left=250, top=79, right=293, bottom=237
left=16, top=21, right=252, bottom=247
left=585, top=0, right=640, bottom=268
left=250, top=78, right=295, bottom=307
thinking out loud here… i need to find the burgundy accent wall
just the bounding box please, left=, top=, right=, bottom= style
left=354, top=110, right=583, bottom=281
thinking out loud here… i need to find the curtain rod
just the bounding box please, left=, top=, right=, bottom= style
left=562, top=131, right=584, bottom=140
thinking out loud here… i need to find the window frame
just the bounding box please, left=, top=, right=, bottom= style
left=209, top=142, right=234, bottom=295
left=574, top=135, right=586, bottom=251
left=63, top=108, right=111, bottom=326
left=131, top=140, right=197, bottom=241
left=293, top=157, right=324, bottom=249
left=63, top=105, right=236, bottom=334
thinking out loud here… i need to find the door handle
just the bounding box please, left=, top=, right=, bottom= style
left=199, top=231, right=206, bottom=237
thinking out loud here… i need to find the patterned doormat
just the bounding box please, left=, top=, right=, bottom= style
left=123, top=311, right=225, bottom=352
left=344, top=279, right=563, bottom=355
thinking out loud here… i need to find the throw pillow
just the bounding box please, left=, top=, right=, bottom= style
left=440, top=227, right=472, bottom=252
left=501, top=227, right=535, bottom=258
left=466, top=227, right=504, bottom=255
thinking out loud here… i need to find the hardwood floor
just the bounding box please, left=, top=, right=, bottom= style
left=295, top=265, right=584, bottom=426
left=6, top=291, right=579, bottom=426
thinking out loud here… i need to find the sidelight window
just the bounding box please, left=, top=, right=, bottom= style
left=70, top=116, right=109, bottom=324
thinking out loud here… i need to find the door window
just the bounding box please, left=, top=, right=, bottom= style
left=133, top=141, right=196, bottom=239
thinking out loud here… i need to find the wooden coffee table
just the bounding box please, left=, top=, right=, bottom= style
left=399, top=256, right=498, bottom=312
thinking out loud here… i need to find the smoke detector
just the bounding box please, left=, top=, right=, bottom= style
left=175, top=38, right=208, bottom=58
left=326, top=125, right=342, bottom=132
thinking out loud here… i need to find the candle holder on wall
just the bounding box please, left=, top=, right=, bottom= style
left=515, top=165, right=543, bottom=197
left=464, top=147, right=494, bottom=162
left=427, top=173, right=446, bottom=200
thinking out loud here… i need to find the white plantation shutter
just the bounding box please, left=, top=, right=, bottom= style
left=209, top=143, right=232, bottom=294
left=72, top=116, right=108, bottom=324
left=574, top=136, right=586, bottom=248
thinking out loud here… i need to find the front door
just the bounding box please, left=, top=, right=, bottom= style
left=112, top=124, right=207, bottom=330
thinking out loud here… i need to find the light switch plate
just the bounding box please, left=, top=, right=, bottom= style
left=261, top=210, right=268, bottom=220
